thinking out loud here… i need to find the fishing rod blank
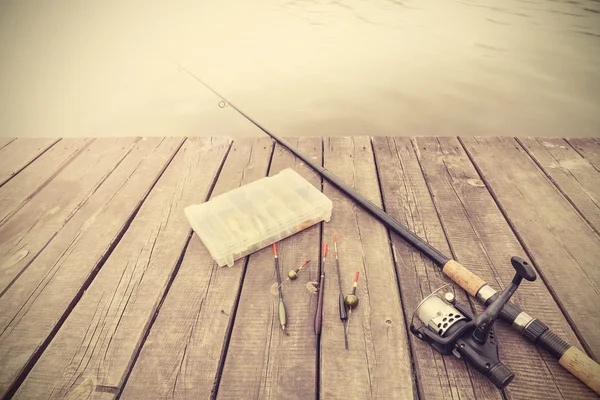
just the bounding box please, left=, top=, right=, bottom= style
left=184, top=72, right=600, bottom=394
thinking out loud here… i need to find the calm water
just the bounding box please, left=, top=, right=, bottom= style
left=0, top=0, right=599, bottom=138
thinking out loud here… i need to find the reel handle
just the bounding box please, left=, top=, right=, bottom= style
left=510, top=256, right=537, bottom=283
left=473, top=257, right=536, bottom=343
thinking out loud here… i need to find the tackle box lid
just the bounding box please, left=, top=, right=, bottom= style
left=185, top=168, right=332, bottom=266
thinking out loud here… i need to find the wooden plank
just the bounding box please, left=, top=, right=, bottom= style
left=217, top=138, right=322, bottom=400
left=0, top=138, right=139, bottom=294
left=0, top=138, right=94, bottom=225
left=0, top=138, right=60, bottom=186
left=566, top=138, right=600, bottom=171
left=372, top=137, right=499, bottom=400
left=0, top=137, right=184, bottom=397
left=0, top=138, right=16, bottom=151
left=518, top=137, right=600, bottom=235
left=121, top=138, right=274, bottom=400
left=14, top=137, right=231, bottom=399
left=320, top=137, right=414, bottom=399
left=460, top=137, right=600, bottom=359
left=415, top=137, right=596, bottom=399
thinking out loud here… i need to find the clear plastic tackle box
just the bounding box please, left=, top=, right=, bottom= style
left=185, top=168, right=332, bottom=267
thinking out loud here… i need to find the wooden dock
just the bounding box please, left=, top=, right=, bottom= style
left=0, top=136, right=599, bottom=399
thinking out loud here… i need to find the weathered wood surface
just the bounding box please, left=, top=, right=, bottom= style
left=1, top=136, right=599, bottom=400
left=14, top=138, right=231, bottom=399
left=372, top=136, right=498, bottom=400
left=0, top=138, right=93, bottom=225
left=0, top=138, right=184, bottom=396
left=461, top=137, right=600, bottom=359
left=519, top=137, right=600, bottom=235
left=0, top=138, right=139, bottom=294
left=415, top=137, right=596, bottom=399
left=320, top=137, right=414, bottom=399
left=567, top=138, right=600, bottom=171
left=217, top=138, right=322, bottom=400
left=0, top=138, right=60, bottom=186
left=121, top=138, right=274, bottom=399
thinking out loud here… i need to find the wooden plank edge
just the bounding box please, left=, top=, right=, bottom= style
left=2, top=137, right=189, bottom=399
left=0, top=138, right=62, bottom=188
left=316, top=138, right=325, bottom=400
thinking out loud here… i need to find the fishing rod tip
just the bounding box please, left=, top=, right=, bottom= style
left=323, top=243, right=328, bottom=257
left=272, top=243, right=277, bottom=257
left=354, top=271, right=360, bottom=283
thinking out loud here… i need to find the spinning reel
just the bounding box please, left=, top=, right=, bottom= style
left=410, top=256, right=537, bottom=389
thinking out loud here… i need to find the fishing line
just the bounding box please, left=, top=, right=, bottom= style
left=165, top=57, right=600, bottom=394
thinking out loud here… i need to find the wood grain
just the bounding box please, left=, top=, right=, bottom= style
left=372, top=136, right=499, bottom=400
left=460, top=136, right=600, bottom=359
left=566, top=138, right=600, bottom=171
left=320, top=136, right=414, bottom=399
left=217, top=138, right=322, bottom=400
left=14, top=138, right=231, bottom=399
left=0, top=138, right=139, bottom=295
left=416, top=136, right=596, bottom=399
left=0, top=138, right=184, bottom=397
left=0, top=138, right=60, bottom=186
left=120, top=138, right=274, bottom=400
left=518, top=137, right=600, bottom=234
left=0, top=138, right=93, bottom=225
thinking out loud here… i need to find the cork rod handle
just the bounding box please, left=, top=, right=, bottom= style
left=442, top=260, right=486, bottom=297
left=559, top=347, right=600, bottom=395
left=443, top=259, right=600, bottom=395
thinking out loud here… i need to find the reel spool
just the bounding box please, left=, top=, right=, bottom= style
left=410, top=257, right=537, bottom=390
left=413, top=286, right=466, bottom=337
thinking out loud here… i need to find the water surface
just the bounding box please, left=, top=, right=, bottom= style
left=0, top=0, right=598, bottom=137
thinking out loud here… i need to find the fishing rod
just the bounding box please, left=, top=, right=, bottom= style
left=273, top=243, right=287, bottom=331
left=178, top=68, right=600, bottom=393
left=333, top=235, right=349, bottom=349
